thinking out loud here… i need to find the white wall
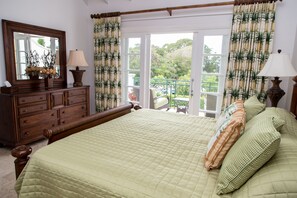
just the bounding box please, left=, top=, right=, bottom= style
left=0, top=0, right=95, bottom=113
left=274, top=0, right=297, bottom=109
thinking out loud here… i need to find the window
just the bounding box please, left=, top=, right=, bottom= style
left=122, top=31, right=229, bottom=117
left=122, top=37, right=142, bottom=103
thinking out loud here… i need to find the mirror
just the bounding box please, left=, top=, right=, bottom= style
left=14, top=32, right=60, bottom=80
left=2, top=20, right=66, bottom=89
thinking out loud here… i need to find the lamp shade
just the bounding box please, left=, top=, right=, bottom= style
left=258, top=51, right=297, bottom=77
left=67, top=50, right=88, bottom=67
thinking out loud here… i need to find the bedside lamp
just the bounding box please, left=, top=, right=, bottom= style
left=67, top=49, right=88, bottom=87
left=258, top=49, right=297, bottom=107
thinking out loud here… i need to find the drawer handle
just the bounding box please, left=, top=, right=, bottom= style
left=62, top=111, right=65, bottom=114
left=82, top=115, right=85, bottom=118
left=21, top=99, right=25, bottom=103
left=81, top=106, right=85, bottom=109
left=40, top=97, right=43, bottom=100
left=52, top=124, right=55, bottom=127
left=22, top=110, right=27, bottom=113
left=51, top=113, right=55, bottom=116
left=62, top=121, right=65, bottom=124
left=24, top=132, right=29, bottom=136
left=23, top=120, right=27, bottom=123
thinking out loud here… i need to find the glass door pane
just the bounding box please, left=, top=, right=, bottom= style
left=150, top=33, right=193, bottom=112
left=192, top=34, right=228, bottom=117
left=124, top=37, right=141, bottom=103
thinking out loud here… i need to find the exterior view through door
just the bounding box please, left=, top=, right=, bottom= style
left=122, top=31, right=229, bottom=117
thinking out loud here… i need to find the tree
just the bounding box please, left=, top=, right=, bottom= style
left=128, top=38, right=220, bottom=83
left=37, top=38, right=45, bottom=47
left=128, top=43, right=140, bottom=70
left=162, top=38, right=192, bottom=53
left=151, top=38, right=192, bottom=79
left=203, top=45, right=220, bottom=73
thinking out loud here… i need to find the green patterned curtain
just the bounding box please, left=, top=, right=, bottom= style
left=222, top=2, right=276, bottom=108
left=94, top=16, right=121, bottom=112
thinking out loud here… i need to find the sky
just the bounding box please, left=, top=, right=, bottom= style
left=151, top=33, right=193, bottom=47
left=128, top=33, right=223, bottom=54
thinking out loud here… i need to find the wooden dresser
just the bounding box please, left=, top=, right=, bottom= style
left=0, top=86, right=90, bottom=147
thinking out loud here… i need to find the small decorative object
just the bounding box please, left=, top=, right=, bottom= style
left=258, top=49, right=297, bottom=107
left=44, top=77, right=54, bottom=89
left=40, top=51, right=57, bottom=89
left=25, top=50, right=41, bottom=80
left=2, top=80, right=18, bottom=93
left=4, top=80, right=12, bottom=87
left=67, top=49, right=88, bottom=87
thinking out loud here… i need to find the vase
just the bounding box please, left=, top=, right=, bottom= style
left=29, top=74, right=39, bottom=80
left=44, top=77, right=54, bottom=89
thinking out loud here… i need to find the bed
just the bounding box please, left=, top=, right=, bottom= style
left=12, top=79, right=297, bottom=198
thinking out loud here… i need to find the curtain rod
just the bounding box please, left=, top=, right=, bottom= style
left=90, top=0, right=282, bottom=19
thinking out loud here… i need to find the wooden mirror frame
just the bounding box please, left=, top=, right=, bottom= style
left=2, top=20, right=67, bottom=89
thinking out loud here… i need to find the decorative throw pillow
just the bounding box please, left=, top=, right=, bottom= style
left=216, top=100, right=244, bottom=130
left=216, top=117, right=282, bottom=195
left=268, top=107, right=297, bottom=136
left=245, top=108, right=285, bottom=132
left=205, top=108, right=246, bottom=170
left=231, top=134, right=297, bottom=197
left=244, top=95, right=266, bottom=122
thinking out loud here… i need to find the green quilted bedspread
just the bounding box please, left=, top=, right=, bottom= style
left=16, top=109, right=231, bottom=198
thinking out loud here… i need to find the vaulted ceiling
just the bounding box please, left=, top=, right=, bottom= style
left=83, top=0, right=132, bottom=5
left=82, top=0, right=231, bottom=17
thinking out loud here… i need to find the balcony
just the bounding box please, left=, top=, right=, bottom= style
left=129, top=77, right=218, bottom=115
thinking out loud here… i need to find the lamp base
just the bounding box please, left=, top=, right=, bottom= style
left=267, top=77, right=285, bottom=107
left=70, top=66, right=85, bottom=87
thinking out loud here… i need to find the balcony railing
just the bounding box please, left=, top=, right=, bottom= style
left=133, top=77, right=218, bottom=108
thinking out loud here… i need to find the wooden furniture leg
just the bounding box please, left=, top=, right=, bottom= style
left=290, top=76, right=297, bottom=119
left=11, top=145, right=32, bottom=179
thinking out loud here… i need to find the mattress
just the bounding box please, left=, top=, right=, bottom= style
left=15, top=109, right=231, bottom=198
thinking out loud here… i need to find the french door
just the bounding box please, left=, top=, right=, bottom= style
left=122, top=30, right=229, bottom=117
left=189, top=31, right=229, bottom=117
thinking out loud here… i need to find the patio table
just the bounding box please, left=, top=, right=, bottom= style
left=173, top=97, right=189, bottom=113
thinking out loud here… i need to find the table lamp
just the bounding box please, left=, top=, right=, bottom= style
left=258, top=49, right=297, bottom=107
left=67, top=49, right=88, bottom=87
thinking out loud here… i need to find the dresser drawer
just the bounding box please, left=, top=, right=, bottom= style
left=19, top=110, right=57, bottom=129
left=67, top=95, right=86, bottom=105
left=60, top=112, right=87, bottom=125
left=60, top=104, right=87, bottom=118
left=66, top=88, right=86, bottom=97
left=21, top=120, right=58, bottom=141
left=18, top=94, right=47, bottom=105
left=18, top=103, right=48, bottom=115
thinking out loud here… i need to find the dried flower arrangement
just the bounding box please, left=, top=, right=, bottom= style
left=40, top=51, right=57, bottom=78
left=25, top=50, right=42, bottom=79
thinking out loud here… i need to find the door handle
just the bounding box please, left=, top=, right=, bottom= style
left=190, top=78, right=194, bottom=97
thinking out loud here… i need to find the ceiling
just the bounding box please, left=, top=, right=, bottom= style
left=83, top=0, right=232, bottom=17
left=83, top=0, right=132, bottom=5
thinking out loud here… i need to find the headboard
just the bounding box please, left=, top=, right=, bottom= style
left=290, top=76, right=297, bottom=119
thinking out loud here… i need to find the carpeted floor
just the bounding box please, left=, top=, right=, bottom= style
left=0, top=139, right=47, bottom=198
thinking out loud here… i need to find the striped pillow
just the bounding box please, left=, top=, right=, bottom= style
left=205, top=108, right=246, bottom=170
left=216, top=117, right=282, bottom=194
left=216, top=100, right=244, bottom=130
